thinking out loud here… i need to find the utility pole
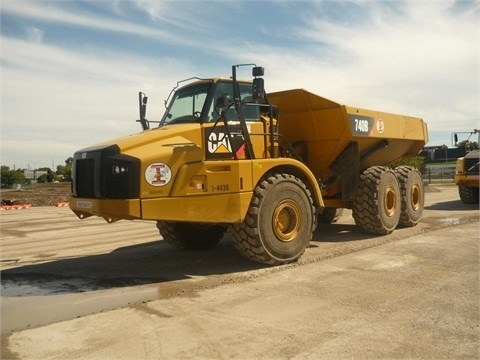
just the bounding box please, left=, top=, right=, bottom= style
left=441, top=144, right=448, bottom=164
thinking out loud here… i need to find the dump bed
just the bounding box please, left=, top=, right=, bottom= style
left=268, top=89, right=428, bottom=177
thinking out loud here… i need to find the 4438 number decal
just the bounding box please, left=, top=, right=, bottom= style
left=211, top=184, right=230, bottom=192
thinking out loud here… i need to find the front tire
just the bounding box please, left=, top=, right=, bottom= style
left=459, top=186, right=479, bottom=204
left=156, top=221, right=226, bottom=250
left=232, top=173, right=315, bottom=265
left=353, top=166, right=401, bottom=235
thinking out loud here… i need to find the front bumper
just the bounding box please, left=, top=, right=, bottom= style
left=70, top=191, right=253, bottom=224
left=70, top=198, right=141, bottom=223
left=455, top=175, right=480, bottom=188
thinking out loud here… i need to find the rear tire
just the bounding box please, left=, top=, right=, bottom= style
left=232, top=173, right=315, bottom=265
left=459, top=186, right=479, bottom=204
left=156, top=221, right=226, bottom=250
left=395, top=166, right=424, bottom=227
left=353, top=166, right=401, bottom=235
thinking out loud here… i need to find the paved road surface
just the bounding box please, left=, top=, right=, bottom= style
left=1, top=184, right=478, bottom=359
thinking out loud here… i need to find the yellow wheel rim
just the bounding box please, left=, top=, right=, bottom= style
left=384, top=185, right=397, bottom=217
left=273, top=199, right=301, bottom=242
left=410, top=184, right=420, bottom=211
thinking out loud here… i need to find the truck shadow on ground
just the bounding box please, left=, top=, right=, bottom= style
left=2, top=222, right=373, bottom=297
left=1, top=222, right=422, bottom=298
left=0, top=236, right=266, bottom=297
left=424, top=199, right=479, bottom=211
left=312, top=223, right=375, bottom=244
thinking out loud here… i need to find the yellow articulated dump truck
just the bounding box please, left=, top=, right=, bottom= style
left=70, top=64, right=428, bottom=265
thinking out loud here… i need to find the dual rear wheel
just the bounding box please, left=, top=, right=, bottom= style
left=352, top=165, right=424, bottom=235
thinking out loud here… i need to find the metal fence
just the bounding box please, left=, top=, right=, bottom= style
left=424, top=165, right=455, bottom=184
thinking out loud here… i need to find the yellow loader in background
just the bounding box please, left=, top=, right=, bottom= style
left=453, top=129, right=479, bottom=204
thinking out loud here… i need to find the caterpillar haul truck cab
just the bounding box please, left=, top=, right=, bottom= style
left=70, top=64, right=428, bottom=265
left=453, top=129, right=479, bottom=204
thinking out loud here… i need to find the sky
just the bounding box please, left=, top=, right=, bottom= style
left=1, top=0, right=478, bottom=170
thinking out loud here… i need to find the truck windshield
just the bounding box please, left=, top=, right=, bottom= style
left=161, top=83, right=211, bottom=125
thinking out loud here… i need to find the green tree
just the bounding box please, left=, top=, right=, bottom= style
left=56, top=157, right=73, bottom=182
left=1, top=166, right=26, bottom=188
left=46, top=169, right=54, bottom=182
left=37, top=173, right=47, bottom=183
left=391, top=156, right=426, bottom=174
left=456, top=140, right=478, bottom=151
left=36, top=167, right=54, bottom=183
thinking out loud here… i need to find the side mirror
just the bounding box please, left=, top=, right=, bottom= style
left=454, top=133, right=458, bottom=144
left=252, top=66, right=265, bottom=77
left=252, top=78, right=265, bottom=102
left=138, top=92, right=149, bottom=130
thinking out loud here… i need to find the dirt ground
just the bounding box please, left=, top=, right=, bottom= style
left=0, top=184, right=479, bottom=359
left=0, top=183, right=71, bottom=207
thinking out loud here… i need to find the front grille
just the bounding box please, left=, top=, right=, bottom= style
left=72, top=145, right=140, bottom=199
left=105, top=174, right=130, bottom=198
left=464, top=158, right=479, bottom=175
left=75, top=159, right=95, bottom=198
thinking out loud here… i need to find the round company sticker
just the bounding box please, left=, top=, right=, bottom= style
left=145, top=163, right=172, bottom=187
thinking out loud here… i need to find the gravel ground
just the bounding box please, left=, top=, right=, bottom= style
left=1, top=183, right=71, bottom=207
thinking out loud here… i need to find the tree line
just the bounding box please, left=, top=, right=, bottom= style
left=1, top=157, right=72, bottom=189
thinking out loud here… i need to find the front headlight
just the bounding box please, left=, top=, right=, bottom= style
left=103, top=154, right=140, bottom=199
left=112, top=165, right=128, bottom=175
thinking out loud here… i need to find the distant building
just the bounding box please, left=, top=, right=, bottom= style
left=419, top=146, right=466, bottom=162
left=23, top=169, right=48, bottom=180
